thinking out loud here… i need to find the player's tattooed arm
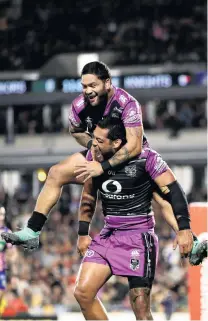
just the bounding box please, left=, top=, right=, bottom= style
left=79, top=178, right=98, bottom=222
left=70, top=126, right=92, bottom=148
left=109, top=126, right=143, bottom=167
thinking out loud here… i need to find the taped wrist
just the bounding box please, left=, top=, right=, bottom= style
left=101, top=160, right=111, bottom=172
left=78, top=221, right=90, bottom=236
left=27, top=211, right=47, bottom=232
left=165, top=181, right=190, bottom=230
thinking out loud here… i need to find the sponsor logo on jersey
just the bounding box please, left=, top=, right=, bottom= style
left=101, top=180, right=135, bottom=199
left=108, top=170, right=116, bottom=176
left=102, top=193, right=135, bottom=200
left=102, top=180, right=122, bottom=194
left=113, top=106, right=122, bottom=114
left=131, top=249, right=140, bottom=257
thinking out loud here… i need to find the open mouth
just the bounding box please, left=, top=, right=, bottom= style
left=87, top=94, right=97, bottom=103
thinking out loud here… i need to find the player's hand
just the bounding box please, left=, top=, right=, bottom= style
left=74, top=161, right=104, bottom=182
left=173, top=229, right=193, bottom=257
left=77, top=235, right=92, bottom=257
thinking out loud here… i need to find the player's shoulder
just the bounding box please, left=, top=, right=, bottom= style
left=71, top=94, right=86, bottom=112
left=115, top=87, right=137, bottom=107
left=137, top=147, right=159, bottom=160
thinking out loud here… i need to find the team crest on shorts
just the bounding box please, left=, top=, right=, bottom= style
left=130, top=258, right=140, bottom=271
left=130, top=249, right=140, bottom=270
left=85, top=250, right=95, bottom=257
left=125, top=165, right=137, bottom=177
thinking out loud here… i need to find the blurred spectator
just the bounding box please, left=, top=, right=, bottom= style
left=0, top=0, right=206, bottom=70
left=0, top=99, right=206, bottom=136
left=0, top=175, right=206, bottom=316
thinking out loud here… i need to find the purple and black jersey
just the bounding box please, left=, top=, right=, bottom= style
left=87, top=148, right=168, bottom=230
left=69, top=86, right=149, bottom=147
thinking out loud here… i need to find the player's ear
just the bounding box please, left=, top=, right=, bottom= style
left=113, top=139, right=122, bottom=149
left=105, top=78, right=111, bottom=90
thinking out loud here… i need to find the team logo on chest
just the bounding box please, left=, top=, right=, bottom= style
left=125, top=164, right=137, bottom=177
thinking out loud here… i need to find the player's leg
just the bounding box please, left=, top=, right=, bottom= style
left=74, top=262, right=112, bottom=320
left=35, top=152, right=87, bottom=214
left=1, top=152, right=87, bottom=249
left=128, top=277, right=153, bottom=320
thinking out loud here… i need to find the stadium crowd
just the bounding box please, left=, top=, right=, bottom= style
left=0, top=98, right=206, bottom=136
left=0, top=180, right=207, bottom=317
left=0, top=0, right=206, bottom=70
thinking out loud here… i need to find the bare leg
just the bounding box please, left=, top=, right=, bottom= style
left=129, top=287, right=153, bottom=320
left=74, top=262, right=112, bottom=320
left=35, top=152, right=86, bottom=214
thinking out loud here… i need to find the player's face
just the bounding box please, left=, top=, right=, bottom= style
left=93, top=126, right=121, bottom=158
left=81, top=74, right=111, bottom=106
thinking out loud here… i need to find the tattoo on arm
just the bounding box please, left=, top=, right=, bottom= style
left=79, top=193, right=96, bottom=219
left=109, top=146, right=130, bottom=167
left=108, top=126, right=143, bottom=167
left=71, top=132, right=92, bottom=148
left=79, top=180, right=97, bottom=221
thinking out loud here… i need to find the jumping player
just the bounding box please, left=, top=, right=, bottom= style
left=1, top=61, right=150, bottom=247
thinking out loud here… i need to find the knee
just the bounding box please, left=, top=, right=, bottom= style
left=47, top=164, right=64, bottom=184
left=74, top=285, right=93, bottom=305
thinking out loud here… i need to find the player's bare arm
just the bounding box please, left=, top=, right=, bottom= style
left=77, top=179, right=98, bottom=257
left=108, top=126, right=143, bottom=167
left=154, top=168, right=193, bottom=255
left=152, top=192, right=179, bottom=233
left=70, top=126, right=92, bottom=148
left=74, top=125, right=143, bottom=182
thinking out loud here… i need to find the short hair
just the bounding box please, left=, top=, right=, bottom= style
left=81, top=61, right=111, bottom=80
left=97, top=116, right=127, bottom=145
